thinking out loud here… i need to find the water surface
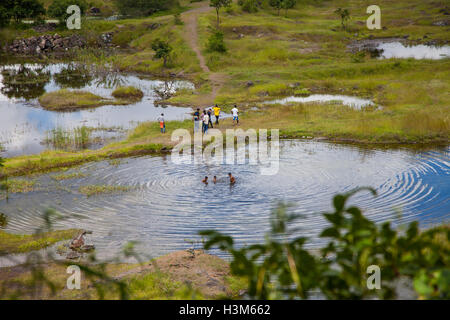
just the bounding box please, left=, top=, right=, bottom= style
left=0, top=63, right=195, bottom=157
left=376, top=42, right=450, bottom=60
left=0, top=141, right=448, bottom=263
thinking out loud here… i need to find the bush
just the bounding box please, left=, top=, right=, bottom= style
left=48, top=0, right=87, bottom=23
left=238, top=0, right=259, bottom=13
left=207, top=30, right=227, bottom=53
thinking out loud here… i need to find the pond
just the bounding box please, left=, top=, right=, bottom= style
left=0, top=140, right=448, bottom=263
left=0, top=62, right=195, bottom=157
left=376, top=42, right=450, bottom=60
left=263, top=94, right=376, bottom=110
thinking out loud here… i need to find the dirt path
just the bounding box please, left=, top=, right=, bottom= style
left=181, top=3, right=228, bottom=106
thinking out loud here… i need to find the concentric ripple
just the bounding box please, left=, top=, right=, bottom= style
left=0, top=141, right=448, bottom=261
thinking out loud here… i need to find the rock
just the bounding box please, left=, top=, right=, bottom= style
left=4, top=34, right=87, bottom=56
left=147, top=23, right=161, bottom=30
left=89, top=7, right=101, bottom=15
left=433, top=20, right=449, bottom=26
left=80, top=245, right=95, bottom=252
left=66, top=251, right=82, bottom=260
left=245, top=81, right=254, bottom=87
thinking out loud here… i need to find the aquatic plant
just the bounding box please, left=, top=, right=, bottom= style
left=200, top=189, right=450, bottom=299
left=45, top=126, right=92, bottom=151
left=78, top=184, right=133, bottom=197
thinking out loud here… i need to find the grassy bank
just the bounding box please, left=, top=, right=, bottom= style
left=0, top=229, right=80, bottom=254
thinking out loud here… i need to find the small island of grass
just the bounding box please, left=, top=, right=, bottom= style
left=39, top=89, right=111, bottom=111
left=0, top=229, right=81, bottom=254
left=112, top=86, right=144, bottom=101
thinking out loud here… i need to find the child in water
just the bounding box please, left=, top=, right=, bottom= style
left=228, top=173, right=236, bottom=185
left=202, top=176, right=208, bottom=184
left=213, top=176, right=217, bottom=184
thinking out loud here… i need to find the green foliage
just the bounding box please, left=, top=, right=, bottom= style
left=47, top=0, right=87, bottom=22
left=200, top=189, right=450, bottom=299
left=151, top=38, right=173, bottom=67
left=210, top=0, right=232, bottom=26
left=173, top=12, right=183, bottom=25
left=269, top=0, right=296, bottom=16
left=238, top=0, right=260, bottom=13
left=0, top=0, right=45, bottom=25
left=207, top=30, right=227, bottom=53
left=114, top=0, right=178, bottom=17
left=335, top=7, right=350, bottom=30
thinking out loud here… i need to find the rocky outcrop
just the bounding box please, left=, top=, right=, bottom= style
left=4, top=34, right=86, bottom=56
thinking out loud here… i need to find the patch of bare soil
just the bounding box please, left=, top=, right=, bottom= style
left=116, top=250, right=236, bottom=298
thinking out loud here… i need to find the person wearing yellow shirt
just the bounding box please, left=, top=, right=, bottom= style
left=213, top=104, right=221, bottom=125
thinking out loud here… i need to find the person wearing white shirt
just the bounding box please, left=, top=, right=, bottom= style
left=231, top=105, right=239, bottom=125
left=202, top=110, right=209, bottom=134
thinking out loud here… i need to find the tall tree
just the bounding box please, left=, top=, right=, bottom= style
left=210, top=0, right=231, bottom=27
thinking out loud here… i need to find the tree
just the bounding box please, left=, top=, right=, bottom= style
left=335, top=7, right=350, bottom=30
left=210, top=0, right=231, bottom=27
left=282, top=0, right=296, bottom=17
left=269, top=0, right=282, bottom=16
left=114, top=0, right=178, bottom=17
left=0, top=0, right=45, bottom=25
left=47, top=0, right=87, bottom=23
left=151, top=39, right=173, bottom=67
left=0, top=5, right=10, bottom=27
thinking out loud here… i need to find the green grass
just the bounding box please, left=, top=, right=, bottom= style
left=0, top=229, right=80, bottom=254
left=38, top=89, right=111, bottom=110
left=112, top=86, right=144, bottom=100
left=0, top=179, right=35, bottom=193
left=78, top=185, right=133, bottom=197
left=51, top=172, right=87, bottom=181
left=126, top=271, right=203, bottom=300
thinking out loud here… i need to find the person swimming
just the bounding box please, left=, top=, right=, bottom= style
left=202, top=176, right=208, bottom=184
left=213, top=176, right=217, bottom=184
left=228, top=173, right=236, bottom=185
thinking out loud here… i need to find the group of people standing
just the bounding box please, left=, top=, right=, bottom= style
left=193, top=104, right=240, bottom=134
left=193, top=104, right=222, bottom=134
left=157, top=104, right=240, bottom=135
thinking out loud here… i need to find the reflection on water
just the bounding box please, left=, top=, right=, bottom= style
left=377, top=42, right=450, bottom=60
left=0, top=63, right=195, bottom=157
left=1, top=65, right=51, bottom=100
left=263, top=94, right=376, bottom=110
left=0, top=141, right=448, bottom=263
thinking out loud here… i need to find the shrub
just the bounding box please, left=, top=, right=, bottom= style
left=238, top=0, right=259, bottom=13
left=207, top=30, right=227, bottom=53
